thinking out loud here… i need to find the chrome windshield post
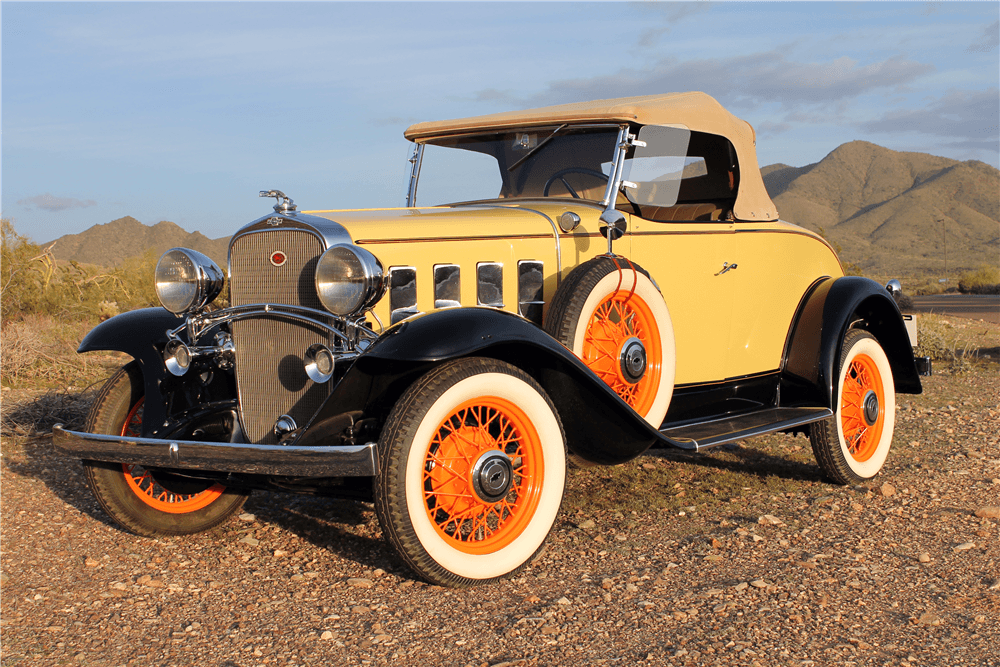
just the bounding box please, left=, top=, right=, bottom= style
left=405, top=143, right=425, bottom=207
left=599, top=125, right=635, bottom=254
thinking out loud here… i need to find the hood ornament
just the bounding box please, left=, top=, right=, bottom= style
left=259, top=189, right=297, bottom=214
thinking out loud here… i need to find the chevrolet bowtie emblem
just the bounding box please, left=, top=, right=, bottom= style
left=266, top=217, right=283, bottom=226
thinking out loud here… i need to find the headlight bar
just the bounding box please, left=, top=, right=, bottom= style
left=171, top=303, right=379, bottom=351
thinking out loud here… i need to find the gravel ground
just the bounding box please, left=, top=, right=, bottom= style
left=2, top=356, right=998, bottom=667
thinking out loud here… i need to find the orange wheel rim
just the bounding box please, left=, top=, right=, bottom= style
left=422, top=397, right=544, bottom=554
left=119, top=398, right=226, bottom=513
left=582, top=291, right=662, bottom=416
left=839, top=353, right=885, bottom=462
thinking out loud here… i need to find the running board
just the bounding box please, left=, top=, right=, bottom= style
left=659, top=407, right=833, bottom=452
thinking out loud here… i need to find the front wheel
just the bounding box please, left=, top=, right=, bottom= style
left=375, top=358, right=567, bottom=587
left=83, top=362, right=249, bottom=536
left=810, top=329, right=896, bottom=484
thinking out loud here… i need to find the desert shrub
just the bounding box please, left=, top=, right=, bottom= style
left=958, top=265, right=1000, bottom=294
left=1, top=219, right=159, bottom=324
left=0, top=319, right=44, bottom=380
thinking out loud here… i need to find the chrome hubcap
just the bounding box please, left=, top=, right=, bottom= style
left=862, top=390, right=880, bottom=426
left=619, top=336, right=647, bottom=384
left=471, top=450, right=513, bottom=502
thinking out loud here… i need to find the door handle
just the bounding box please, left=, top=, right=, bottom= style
left=715, top=262, right=738, bottom=276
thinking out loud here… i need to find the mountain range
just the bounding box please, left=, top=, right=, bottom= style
left=45, top=141, right=999, bottom=275
left=47, top=217, right=229, bottom=268
left=761, top=141, right=999, bottom=274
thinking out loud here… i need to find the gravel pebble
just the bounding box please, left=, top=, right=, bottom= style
left=974, top=506, right=1000, bottom=519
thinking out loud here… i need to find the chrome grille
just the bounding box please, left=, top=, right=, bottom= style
left=229, top=230, right=333, bottom=444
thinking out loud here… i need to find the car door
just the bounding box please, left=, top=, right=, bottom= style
left=630, top=216, right=736, bottom=384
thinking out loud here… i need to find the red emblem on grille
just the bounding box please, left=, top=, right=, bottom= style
left=270, top=251, right=287, bottom=267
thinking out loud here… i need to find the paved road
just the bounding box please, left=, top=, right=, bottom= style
left=910, top=294, right=1000, bottom=323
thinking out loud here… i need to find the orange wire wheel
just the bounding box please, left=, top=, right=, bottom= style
left=118, top=397, right=226, bottom=514
left=581, top=291, right=663, bottom=417
left=375, top=357, right=566, bottom=587
left=422, top=397, right=544, bottom=554
left=545, top=256, right=675, bottom=428
left=838, top=353, right=886, bottom=463
left=809, top=330, right=896, bottom=484
left=82, top=361, right=249, bottom=536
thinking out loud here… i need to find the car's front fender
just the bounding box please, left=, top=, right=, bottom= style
left=78, top=308, right=185, bottom=436
left=296, top=308, right=663, bottom=465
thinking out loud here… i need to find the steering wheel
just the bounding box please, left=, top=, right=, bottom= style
left=542, top=168, right=609, bottom=198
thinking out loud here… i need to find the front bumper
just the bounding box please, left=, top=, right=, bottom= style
left=52, top=425, right=377, bottom=477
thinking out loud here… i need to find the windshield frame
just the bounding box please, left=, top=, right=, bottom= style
left=405, top=122, right=626, bottom=207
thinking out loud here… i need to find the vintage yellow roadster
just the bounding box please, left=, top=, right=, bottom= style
left=54, top=93, right=929, bottom=586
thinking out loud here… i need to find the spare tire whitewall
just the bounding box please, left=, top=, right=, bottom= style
left=375, top=358, right=566, bottom=587
left=545, top=257, right=676, bottom=428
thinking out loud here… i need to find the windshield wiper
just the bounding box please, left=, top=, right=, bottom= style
left=507, top=124, right=567, bottom=172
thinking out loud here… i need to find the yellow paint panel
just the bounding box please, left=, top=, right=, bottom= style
left=726, top=223, right=844, bottom=377
left=630, top=217, right=735, bottom=383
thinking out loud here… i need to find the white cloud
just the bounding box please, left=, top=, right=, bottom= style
left=860, top=88, right=999, bottom=145
left=17, top=193, right=98, bottom=212
left=966, top=19, right=999, bottom=53
left=510, top=52, right=934, bottom=110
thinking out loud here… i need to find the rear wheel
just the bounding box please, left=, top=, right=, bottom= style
left=83, top=362, right=248, bottom=536
left=810, top=329, right=896, bottom=484
left=375, top=358, right=566, bottom=587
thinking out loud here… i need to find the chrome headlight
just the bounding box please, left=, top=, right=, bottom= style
left=315, top=244, right=385, bottom=316
left=154, top=248, right=225, bottom=315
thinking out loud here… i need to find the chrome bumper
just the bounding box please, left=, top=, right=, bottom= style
left=52, top=425, right=377, bottom=477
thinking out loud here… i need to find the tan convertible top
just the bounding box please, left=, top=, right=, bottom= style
left=404, top=92, right=778, bottom=221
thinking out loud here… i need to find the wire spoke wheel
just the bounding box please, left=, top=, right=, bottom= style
left=115, top=398, right=226, bottom=513
left=838, top=354, right=886, bottom=462
left=545, top=256, right=675, bottom=431
left=82, top=362, right=248, bottom=536
left=810, top=330, right=896, bottom=484
left=375, top=358, right=566, bottom=587
left=582, top=291, right=663, bottom=416
left=423, top=398, right=544, bottom=554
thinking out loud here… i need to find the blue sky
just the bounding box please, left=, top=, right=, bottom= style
left=2, top=1, right=998, bottom=243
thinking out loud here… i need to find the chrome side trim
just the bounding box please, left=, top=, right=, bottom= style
left=477, top=262, right=504, bottom=308
left=389, top=266, right=420, bottom=324
left=517, top=260, right=544, bottom=324
left=434, top=264, right=461, bottom=308
left=53, top=425, right=378, bottom=477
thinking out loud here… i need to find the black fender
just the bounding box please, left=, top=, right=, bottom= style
left=78, top=308, right=186, bottom=437
left=781, top=276, right=922, bottom=411
left=295, top=307, right=662, bottom=465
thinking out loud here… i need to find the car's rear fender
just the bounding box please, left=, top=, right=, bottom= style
left=781, top=276, right=922, bottom=410
left=295, top=308, right=661, bottom=465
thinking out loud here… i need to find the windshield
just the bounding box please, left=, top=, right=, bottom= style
left=413, top=125, right=620, bottom=206
left=410, top=124, right=737, bottom=211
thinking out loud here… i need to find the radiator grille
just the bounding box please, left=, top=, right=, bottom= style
left=229, top=230, right=333, bottom=444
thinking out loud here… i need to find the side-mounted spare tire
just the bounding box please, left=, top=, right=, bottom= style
left=82, top=362, right=249, bottom=536
left=544, top=256, right=675, bottom=429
